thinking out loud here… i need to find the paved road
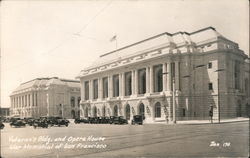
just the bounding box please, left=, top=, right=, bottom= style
left=1, top=121, right=249, bottom=158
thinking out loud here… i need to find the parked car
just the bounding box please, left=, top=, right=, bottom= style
left=74, top=118, right=88, bottom=124
left=33, top=119, right=49, bottom=129
left=54, top=118, right=69, bottom=127
left=131, top=115, right=143, bottom=125
left=113, top=116, right=128, bottom=125
left=0, top=122, right=5, bottom=129
left=10, top=120, right=26, bottom=127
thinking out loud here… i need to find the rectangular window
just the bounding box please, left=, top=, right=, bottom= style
left=84, top=81, right=89, bottom=100
left=113, top=75, right=119, bottom=97
left=125, top=72, right=132, bottom=96
left=103, top=77, right=108, bottom=98
left=138, top=68, right=146, bottom=94
left=208, top=62, right=212, bottom=69
left=208, top=83, right=213, bottom=90
left=93, top=79, right=98, bottom=99
left=234, top=60, right=240, bottom=89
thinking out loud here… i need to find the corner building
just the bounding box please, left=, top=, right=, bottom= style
left=77, top=27, right=250, bottom=123
left=10, top=77, right=81, bottom=119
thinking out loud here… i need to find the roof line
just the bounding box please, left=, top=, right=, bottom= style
left=100, top=26, right=216, bottom=58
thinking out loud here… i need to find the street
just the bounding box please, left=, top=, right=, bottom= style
left=1, top=121, right=249, bottom=158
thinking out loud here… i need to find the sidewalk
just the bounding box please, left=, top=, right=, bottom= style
left=145, top=117, right=249, bottom=125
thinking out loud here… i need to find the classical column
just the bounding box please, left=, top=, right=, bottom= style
left=131, top=70, right=135, bottom=95
left=175, top=61, right=180, bottom=90
left=108, top=75, right=113, bottom=98
left=163, top=63, right=167, bottom=91
left=121, top=72, right=125, bottom=96
left=146, top=67, right=150, bottom=93
left=119, top=73, right=123, bottom=97
left=167, top=62, right=172, bottom=91
left=89, top=80, right=93, bottom=100
left=81, top=81, right=85, bottom=101
left=98, top=78, right=103, bottom=99
left=134, top=69, right=138, bottom=95
left=150, top=65, right=154, bottom=93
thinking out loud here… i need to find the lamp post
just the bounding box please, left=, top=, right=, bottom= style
left=162, top=71, right=176, bottom=124
left=214, top=68, right=225, bottom=124
left=172, top=77, right=176, bottom=123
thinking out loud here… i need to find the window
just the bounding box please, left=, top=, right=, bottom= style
left=84, top=81, right=89, bottom=100
left=71, top=97, right=75, bottom=107
left=114, top=105, right=118, bottom=117
left=113, top=75, right=119, bottom=97
left=234, top=60, right=240, bottom=89
left=138, top=68, right=146, bottom=94
left=93, top=79, right=98, bottom=99
left=153, top=65, right=163, bottom=92
left=182, top=108, right=186, bottom=117
left=125, top=104, right=130, bottom=120
left=208, top=62, right=212, bottom=69
left=103, top=77, right=108, bottom=98
left=208, top=83, right=213, bottom=90
left=93, top=106, right=97, bottom=117
left=125, top=72, right=132, bottom=96
left=77, top=97, right=81, bottom=107
left=155, top=102, right=161, bottom=118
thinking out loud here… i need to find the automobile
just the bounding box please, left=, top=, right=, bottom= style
left=10, top=120, right=26, bottom=127
left=74, top=118, right=88, bottom=124
left=131, top=115, right=143, bottom=125
left=33, top=119, right=49, bottom=129
left=109, top=116, right=115, bottom=124
left=113, top=116, right=128, bottom=125
left=54, top=118, right=69, bottom=127
left=0, top=122, right=5, bottom=129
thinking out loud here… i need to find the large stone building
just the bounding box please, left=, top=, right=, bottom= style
left=10, top=77, right=81, bottom=119
left=77, top=27, right=250, bottom=123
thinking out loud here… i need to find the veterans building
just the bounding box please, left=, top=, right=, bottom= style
left=10, top=77, right=81, bottom=119
left=77, top=27, right=250, bottom=123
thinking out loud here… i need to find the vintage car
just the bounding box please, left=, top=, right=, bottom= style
left=74, top=118, right=88, bottom=124
left=33, top=119, right=49, bottom=129
left=10, top=120, right=26, bottom=127
left=53, top=118, right=69, bottom=127
left=131, top=115, right=143, bottom=125
left=113, top=116, right=128, bottom=125
left=0, top=122, right=5, bottom=129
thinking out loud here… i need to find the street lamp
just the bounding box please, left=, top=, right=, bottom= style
left=214, top=68, right=225, bottom=124
left=162, top=72, right=176, bottom=124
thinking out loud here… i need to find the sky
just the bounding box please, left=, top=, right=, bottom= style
left=1, top=0, right=249, bottom=108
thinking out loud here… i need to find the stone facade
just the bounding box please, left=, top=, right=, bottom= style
left=77, top=27, right=250, bottom=123
left=10, top=77, right=81, bottom=119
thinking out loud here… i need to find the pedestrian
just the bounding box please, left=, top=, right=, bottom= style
left=165, top=114, right=169, bottom=124
left=209, top=105, right=213, bottom=123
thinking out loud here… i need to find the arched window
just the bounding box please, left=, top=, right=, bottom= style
left=59, top=110, right=62, bottom=117
left=93, top=106, right=97, bottom=117
left=114, top=105, right=118, bottom=117
left=153, top=65, right=163, bottom=92
left=125, top=104, right=130, bottom=120
left=71, top=110, right=76, bottom=119
left=139, top=103, right=145, bottom=120
left=155, top=102, right=161, bottom=118
left=77, top=97, right=81, bottom=107
left=71, top=97, right=75, bottom=107
left=77, top=110, right=80, bottom=118
left=85, top=107, right=89, bottom=118
left=102, top=106, right=106, bottom=117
